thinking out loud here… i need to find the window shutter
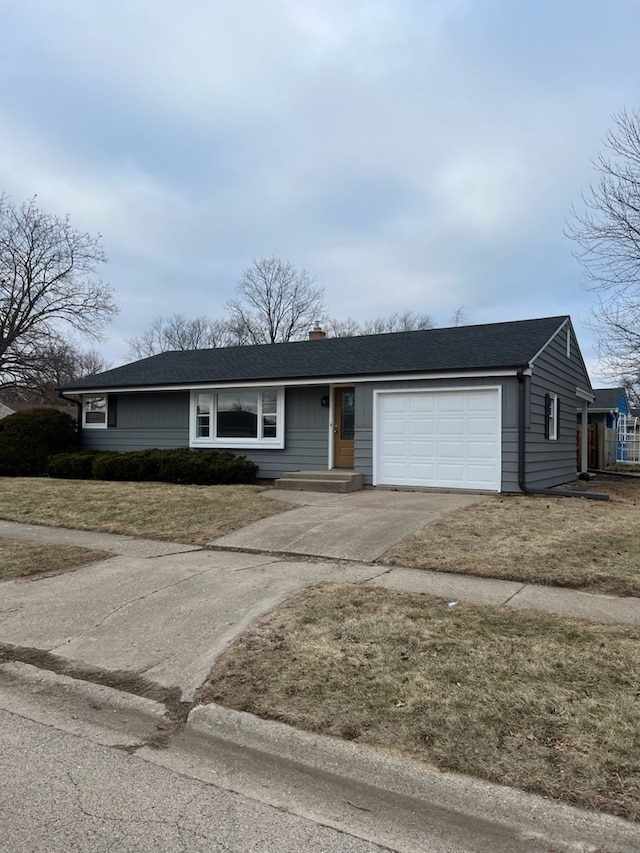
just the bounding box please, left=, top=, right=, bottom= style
left=556, top=398, right=560, bottom=439
left=107, top=395, right=118, bottom=428
left=544, top=393, right=550, bottom=439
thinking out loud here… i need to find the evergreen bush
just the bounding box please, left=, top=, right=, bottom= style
left=47, top=451, right=106, bottom=480
left=0, top=408, right=78, bottom=476
left=91, top=448, right=257, bottom=485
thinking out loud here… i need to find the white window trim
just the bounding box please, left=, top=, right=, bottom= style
left=548, top=393, right=558, bottom=440
left=83, top=395, right=107, bottom=429
left=189, top=387, right=285, bottom=449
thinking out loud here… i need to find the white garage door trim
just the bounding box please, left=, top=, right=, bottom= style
left=373, top=387, right=502, bottom=491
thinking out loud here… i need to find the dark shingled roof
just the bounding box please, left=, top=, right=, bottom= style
left=592, top=388, right=627, bottom=411
left=60, top=316, right=569, bottom=392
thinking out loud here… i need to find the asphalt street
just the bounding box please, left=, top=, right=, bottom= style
left=0, top=707, right=392, bottom=853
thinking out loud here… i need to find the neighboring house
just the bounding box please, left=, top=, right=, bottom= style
left=578, top=387, right=635, bottom=467
left=59, top=315, right=593, bottom=493
left=0, top=388, right=78, bottom=420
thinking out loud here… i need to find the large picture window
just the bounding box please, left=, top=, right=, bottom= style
left=190, top=388, right=284, bottom=448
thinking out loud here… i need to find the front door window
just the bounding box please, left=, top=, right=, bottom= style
left=340, top=391, right=355, bottom=441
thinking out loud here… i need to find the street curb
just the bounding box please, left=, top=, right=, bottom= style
left=0, top=661, right=169, bottom=748
left=186, top=702, right=640, bottom=851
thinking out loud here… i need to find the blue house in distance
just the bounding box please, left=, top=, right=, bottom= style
left=580, top=387, right=633, bottom=466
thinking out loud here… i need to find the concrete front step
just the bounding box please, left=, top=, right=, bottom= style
left=275, top=470, right=364, bottom=493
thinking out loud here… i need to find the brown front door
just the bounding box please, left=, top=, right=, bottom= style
left=334, top=387, right=355, bottom=468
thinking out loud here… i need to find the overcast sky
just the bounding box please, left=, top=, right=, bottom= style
left=2, top=0, right=639, bottom=378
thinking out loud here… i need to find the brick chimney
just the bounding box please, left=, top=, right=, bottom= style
left=308, top=323, right=326, bottom=340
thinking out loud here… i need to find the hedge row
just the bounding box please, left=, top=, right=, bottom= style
left=47, top=448, right=258, bottom=485
left=0, top=408, right=258, bottom=484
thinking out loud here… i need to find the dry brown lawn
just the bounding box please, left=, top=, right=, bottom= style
left=0, top=478, right=289, bottom=545
left=0, top=538, right=112, bottom=581
left=200, top=584, right=640, bottom=822
left=380, top=477, right=640, bottom=597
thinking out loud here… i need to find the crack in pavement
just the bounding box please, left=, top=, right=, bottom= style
left=81, top=564, right=225, bottom=634
left=501, top=583, right=527, bottom=606
left=65, top=771, right=228, bottom=852
left=145, top=547, right=204, bottom=559
left=359, top=568, right=394, bottom=584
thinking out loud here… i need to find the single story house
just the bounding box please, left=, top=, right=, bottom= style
left=59, top=315, right=593, bottom=493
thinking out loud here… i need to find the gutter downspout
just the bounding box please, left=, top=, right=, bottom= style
left=517, top=369, right=608, bottom=501
left=58, top=390, right=83, bottom=450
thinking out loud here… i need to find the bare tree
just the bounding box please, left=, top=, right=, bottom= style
left=226, top=256, right=326, bottom=344
left=566, top=108, right=640, bottom=377
left=449, top=306, right=469, bottom=326
left=126, top=314, right=235, bottom=359
left=1, top=337, right=110, bottom=405
left=326, top=311, right=434, bottom=337
left=360, top=311, right=434, bottom=334
left=0, top=194, right=117, bottom=388
left=324, top=317, right=365, bottom=338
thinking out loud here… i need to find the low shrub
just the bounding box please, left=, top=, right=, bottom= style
left=47, top=451, right=107, bottom=480
left=0, top=409, right=78, bottom=477
left=92, top=449, right=163, bottom=482
left=91, top=448, right=258, bottom=485
left=158, top=449, right=258, bottom=485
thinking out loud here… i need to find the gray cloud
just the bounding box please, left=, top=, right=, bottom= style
left=1, top=0, right=639, bottom=378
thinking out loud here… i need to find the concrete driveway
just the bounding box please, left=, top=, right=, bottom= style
left=211, top=488, right=488, bottom=561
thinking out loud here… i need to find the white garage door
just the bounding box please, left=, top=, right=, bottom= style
left=375, top=389, right=501, bottom=491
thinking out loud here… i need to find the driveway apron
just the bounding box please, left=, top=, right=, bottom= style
left=209, top=489, right=488, bottom=561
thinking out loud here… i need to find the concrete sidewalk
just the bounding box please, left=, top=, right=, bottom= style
left=2, top=519, right=639, bottom=705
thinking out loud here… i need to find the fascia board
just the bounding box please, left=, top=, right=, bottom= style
left=61, top=368, right=525, bottom=397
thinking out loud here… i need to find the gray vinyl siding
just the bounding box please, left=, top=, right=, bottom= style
left=83, top=428, right=189, bottom=451
left=353, top=375, right=521, bottom=489
left=525, top=323, right=591, bottom=489
left=81, top=386, right=330, bottom=480
left=237, top=386, right=330, bottom=479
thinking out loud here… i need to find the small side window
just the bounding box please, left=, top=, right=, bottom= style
left=545, top=393, right=558, bottom=440
left=83, top=395, right=107, bottom=429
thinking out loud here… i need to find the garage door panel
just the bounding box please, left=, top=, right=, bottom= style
left=382, top=396, right=409, bottom=414
left=409, top=440, right=436, bottom=455
left=409, top=463, right=436, bottom=479
left=467, top=418, right=497, bottom=434
left=437, top=441, right=465, bottom=458
left=376, top=390, right=501, bottom=491
left=438, top=417, right=465, bottom=435
left=468, top=439, right=499, bottom=456
left=437, top=395, right=465, bottom=412
left=410, top=396, right=436, bottom=413
left=436, top=463, right=465, bottom=482
left=409, top=419, right=435, bottom=435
